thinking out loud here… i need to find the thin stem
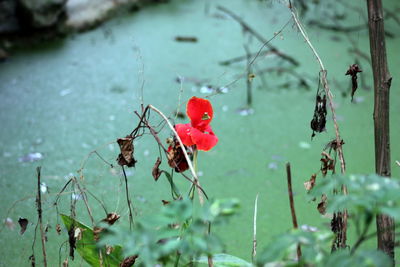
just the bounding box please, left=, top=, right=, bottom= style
left=252, top=193, right=259, bottom=262
left=286, top=163, right=301, bottom=260
left=36, top=167, right=47, bottom=267
left=351, top=217, right=373, bottom=254
left=122, top=166, right=134, bottom=230
left=289, top=0, right=348, bottom=248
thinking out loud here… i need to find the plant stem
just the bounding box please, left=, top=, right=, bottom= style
left=252, top=194, right=259, bottom=262
left=289, top=0, right=348, bottom=249
left=285, top=163, right=301, bottom=260
left=367, top=0, right=394, bottom=260
left=36, top=167, right=47, bottom=267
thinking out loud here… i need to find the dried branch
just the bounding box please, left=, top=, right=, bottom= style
left=122, top=166, right=135, bottom=230
left=36, top=167, right=47, bottom=267
left=288, top=1, right=348, bottom=248
left=285, top=163, right=301, bottom=260
left=217, top=6, right=299, bottom=66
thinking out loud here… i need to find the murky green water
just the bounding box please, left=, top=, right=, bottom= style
left=1, top=0, right=399, bottom=266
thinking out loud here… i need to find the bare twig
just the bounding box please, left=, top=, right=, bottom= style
left=73, top=178, right=95, bottom=226
left=122, top=166, right=134, bottom=230
left=252, top=193, right=259, bottom=262
left=288, top=1, right=348, bottom=248
left=217, top=6, right=299, bottom=66
left=219, top=50, right=273, bottom=66
left=36, top=167, right=47, bottom=267
left=285, top=163, right=301, bottom=260
left=244, top=42, right=253, bottom=106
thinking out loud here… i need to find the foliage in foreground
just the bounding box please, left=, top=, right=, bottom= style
left=60, top=174, right=399, bottom=267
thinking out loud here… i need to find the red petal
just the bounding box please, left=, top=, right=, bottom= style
left=175, top=123, right=195, bottom=146
left=187, top=97, right=213, bottom=131
left=190, top=126, right=218, bottom=151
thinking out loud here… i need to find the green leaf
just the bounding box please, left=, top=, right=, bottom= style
left=60, top=214, right=123, bottom=267
left=194, top=254, right=253, bottom=267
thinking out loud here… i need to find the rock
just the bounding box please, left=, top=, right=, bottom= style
left=0, top=0, right=20, bottom=34
left=16, top=0, right=67, bottom=29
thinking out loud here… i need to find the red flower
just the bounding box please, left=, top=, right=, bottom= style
left=175, top=97, right=218, bottom=151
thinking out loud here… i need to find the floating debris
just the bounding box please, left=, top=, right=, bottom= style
left=5, top=217, right=15, bottom=230
left=174, top=36, right=198, bottom=42
left=236, top=107, right=254, bottom=116
left=353, top=96, right=365, bottom=103
left=200, top=85, right=214, bottom=94
left=300, top=224, right=318, bottom=232
left=299, top=141, right=311, bottom=149
left=59, top=89, right=72, bottom=96
left=18, top=152, right=43, bottom=163
left=267, top=162, right=278, bottom=170
left=40, top=182, right=48, bottom=194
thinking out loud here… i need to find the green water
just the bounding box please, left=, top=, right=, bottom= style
left=1, top=0, right=399, bottom=266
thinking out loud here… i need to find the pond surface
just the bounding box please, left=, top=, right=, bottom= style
left=0, top=0, right=399, bottom=266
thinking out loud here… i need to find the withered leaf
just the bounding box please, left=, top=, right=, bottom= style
left=345, top=64, right=362, bottom=102
left=167, top=140, right=190, bottom=173
left=317, top=194, right=327, bottom=215
left=117, top=137, right=136, bottom=167
left=152, top=157, right=162, bottom=181
left=102, top=213, right=120, bottom=225
left=68, top=226, right=76, bottom=260
left=120, top=255, right=139, bottom=267
left=304, top=174, right=317, bottom=191
left=310, top=94, right=327, bottom=138
left=56, top=223, right=62, bottom=235
left=74, top=227, right=84, bottom=241
left=62, top=258, right=68, bottom=267
left=106, top=245, right=114, bottom=255
left=18, top=217, right=28, bottom=235
left=162, top=200, right=170, bottom=205
left=93, top=226, right=103, bottom=242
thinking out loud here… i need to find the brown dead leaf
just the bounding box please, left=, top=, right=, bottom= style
left=102, top=213, right=120, bottom=225
left=62, top=258, right=69, bottom=267
left=162, top=200, right=170, bottom=205
left=56, top=223, right=62, bottom=235
left=18, top=217, right=28, bottom=235
left=304, top=174, right=317, bottom=191
left=167, top=139, right=190, bottom=173
left=68, top=226, right=76, bottom=259
left=317, top=194, right=327, bottom=215
left=106, top=245, right=114, bottom=255
left=120, top=255, right=138, bottom=267
left=152, top=157, right=162, bottom=181
left=345, top=64, right=362, bottom=102
left=117, top=137, right=136, bottom=167
left=93, top=226, right=103, bottom=242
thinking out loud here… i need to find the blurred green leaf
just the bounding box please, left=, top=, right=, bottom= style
left=195, top=253, right=253, bottom=266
